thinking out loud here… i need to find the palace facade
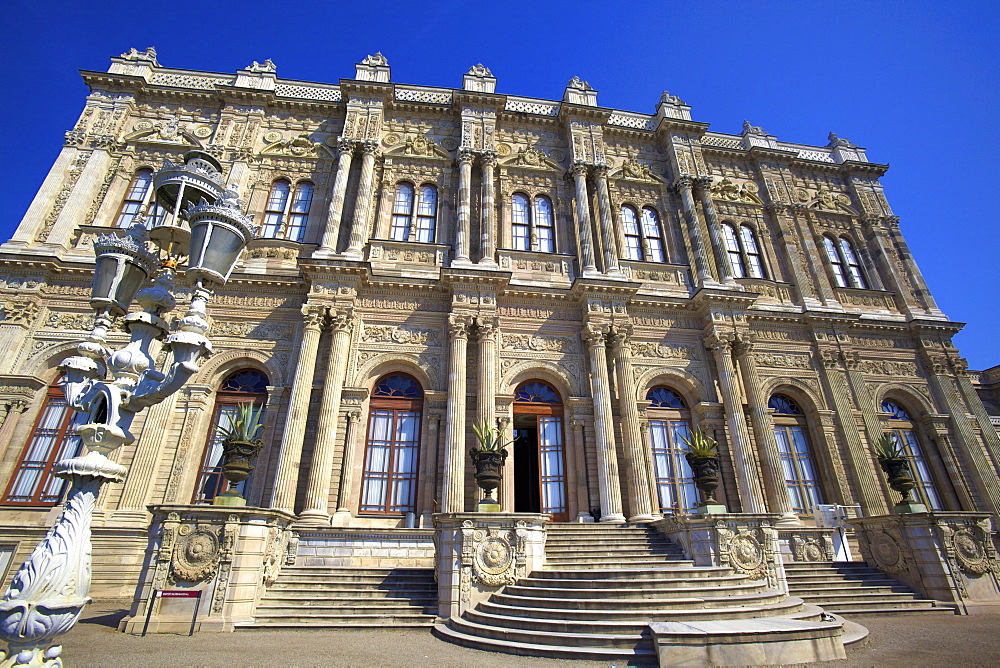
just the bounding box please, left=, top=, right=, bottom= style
left=0, top=48, right=998, bottom=596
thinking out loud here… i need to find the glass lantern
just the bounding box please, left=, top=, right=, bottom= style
left=90, top=232, right=159, bottom=316
left=185, top=190, right=257, bottom=287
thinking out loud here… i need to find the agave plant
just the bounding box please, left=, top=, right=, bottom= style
left=872, top=433, right=904, bottom=461
left=471, top=418, right=513, bottom=453
left=215, top=402, right=265, bottom=444
left=680, top=428, right=719, bottom=458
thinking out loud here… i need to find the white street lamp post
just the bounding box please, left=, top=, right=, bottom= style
left=0, top=151, right=256, bottom=667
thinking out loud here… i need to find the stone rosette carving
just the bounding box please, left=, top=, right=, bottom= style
left=728, top=533, right=766, bottom=579
left=715, top=522, right=776, bottom=584
left=858, top=525, right=910, bottom=575
left=789, top=533, right=834, bottom=562
left=937, top=521, right=999, bottom=577
left=172, top=526, right=221, bottom=583
left=460, top=520, right=527, bottom=589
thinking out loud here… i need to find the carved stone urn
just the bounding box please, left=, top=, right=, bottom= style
left=685, top=453, right=724, bottom=513
left=470, top=448, right=508, bottom=512
left=878, top=457, right=924, bottom=513
left=214, top=439, right=263, bottom=506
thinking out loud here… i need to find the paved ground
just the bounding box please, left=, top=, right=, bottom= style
left=52, top=599, right=1000, bottom=667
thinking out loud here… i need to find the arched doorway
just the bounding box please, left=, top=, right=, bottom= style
left=512, top=381, right=567, bottom=521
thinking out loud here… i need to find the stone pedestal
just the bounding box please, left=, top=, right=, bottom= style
left=653, top=514, right=787, bottom=593
left=119, top=505, right=296, bottom=634
left=849, top=512, right=1000, bottom=610
left=433, top=513, right=547, bottom=620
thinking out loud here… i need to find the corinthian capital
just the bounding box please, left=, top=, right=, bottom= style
left=329, top=307, right=356, bottom=333
left=301, top=303, right=327, bottom=330
left=336, top=137, right=356, bottom=157
left=703, top=332, right=733, bottom=353
left=571, top=160, right=590, bottom=178
left=591, top=163, right=609, bottom=178
left=672, top=175, right=695, bottom=193
left=457, top=147, right=477, bottom=166
left=732, top=332, right=755, bottom=357
left=609, top=323, right=634, bottom=348
left=476, top=316, right=499, bottom=338
left=581, top=322, right=609, bottom=347
left=360, top=139, right=380, bottom=156
left=447, top=313, right=472, bottom=339
left=479, top=150, right=498, bottom=168
left=693, top=175, right=713, bottom=193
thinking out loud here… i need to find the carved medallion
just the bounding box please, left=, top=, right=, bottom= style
left=868, top=530, right=903, bottom=572
left=473, top=534, right=517, bottom=586
left=495, top=143, right=511, bottom=156
left=728, top=533, right=766, bottom=579
left=172, top=526, right=220, bottom=583
left=263, top=130, right=282, bottom=143
left=951, top=528, right=989, bottom=575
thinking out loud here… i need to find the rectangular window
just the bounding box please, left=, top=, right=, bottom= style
left=194, top=403, right=259, bottom=503
left=4, top=396, right=85, bottom=505
left=649, top=420, right=698, bottom=513
left=537, top=417, right=566, bottom=515
left=360, top=408, right=420, bottom=513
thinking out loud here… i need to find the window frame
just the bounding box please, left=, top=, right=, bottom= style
left=721, top=221, right=766, bottom=279
left=260, top=179, right=313, bottom=242
left=620, top=204, right=667, bottom=263
left=645, top=386, right=698, bottom=514
left=823, top=234, right=867, bottom=289
left=880, top=400, right=943, bottom=510
left=3, top=379, right=85, bottom=506
left=390, top=182, right=438, bottom=243
left=359, top=374, right=424, bottom=516
left=115, top=168, right=166, bottom=229
left=768, top=394, right=823, bottom=514
left=510, top=192, right=556, bottom=254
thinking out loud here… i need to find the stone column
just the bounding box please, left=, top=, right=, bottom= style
left=695, top=176, right=738, bottom=286
left=0, top=400, right=27, bottom=456
left=300, top=308, right=356, bottom=524
left=441, top=314, right=472, bottom=513
left=581, top=323, right=626, bottom=523
left=118, top=392, right=180, bottom=509
left=321, top=139, right=355, bottom=252
left=344, top=140, right=379, bottom=258
left=673, top=176, right=713, bottom=287
left=593, top=166, right=623, bottom=276
left=333, top=409, right=363, bottom=523
left=476, top=317, right=498, bottom=435
left=610, top=325, right=654, bottom=522
left=571, top=162, right=598, bottom=275
left=270, top=303, right=326, bottom=513
left=733, top=335, right=798, bottom=524
left=454, top=149, right=475, bottom=265
left=570, top=418, right=594, bottom=521
left=705, top=334, right=766, bottom=513
left=885, top=218, right=943, bottom=315
left=479, top=152, right=498, bottom=265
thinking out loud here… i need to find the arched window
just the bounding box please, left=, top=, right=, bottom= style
left=3, top=377, right=86, bottom=505
left=646, top=386, right=698, bottom=514
left=115, top=168, right=166, bottom=228
left=880, top=400, right=942, bottom=509
left=722, top=222, right=765, bottom=279
left=510, top=194, right=556, bottom=253
left=769, top=394, right=823, bottom=514
left=361, top=374, right=423, bottom=514
left=195, top=369, right=269, bottom=503
left=260, top=180, right=312, bottom=242
left=824, top=235, right=867, bottom=289
left=390, top=183, right=437, bottom=243
left=620, top=205, right=667, bottom=263
left=513, top=381, right=566, bottom=520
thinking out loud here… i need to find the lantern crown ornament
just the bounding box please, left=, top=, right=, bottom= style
left=0, top=153, right=255, bottom=664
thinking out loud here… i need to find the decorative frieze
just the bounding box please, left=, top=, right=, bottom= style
left=210, top=320, right=294, bottom=341
left=753, top=352, right=813, bottom=370
left=629, top=341, right=695, bottom=360
left=501, top=333, right=577, bottom=353
left=856, top=359, right=919, bottom=377
left=362, top=324, right=440, bottom=347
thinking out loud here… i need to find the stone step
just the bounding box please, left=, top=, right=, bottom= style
left=256, top=602, right=435, bottom=613
left=449, top=614, right=651, bottom=650
left=487, top=589, right=792, bottom=614
left=532, top=566, right=730, bottom=580
left=502, top=581, right=771, bottom=599
left=434, top=620, right=656, bottom=661
left=543, top=558, right=694, bottom=569
left=240, top=613, right=438, bottom=626
left=261, top=588, right=435, bottom=599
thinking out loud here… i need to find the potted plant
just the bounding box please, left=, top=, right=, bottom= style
left=213, top=402, right=265, bottom=506
left=681, top=428, right=725, bottom=513
left=470, top=418, right=512, bottom=511
left=873, top=433, right=920, bottom=511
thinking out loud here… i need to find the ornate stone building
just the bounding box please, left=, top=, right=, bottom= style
left=0, top=48, right=998, bottom=599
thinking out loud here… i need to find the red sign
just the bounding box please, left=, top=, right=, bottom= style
left=158, top=590, right=201, bottom=598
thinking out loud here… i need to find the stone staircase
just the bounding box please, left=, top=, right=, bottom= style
left=236, top=566, right=437, bottom=628
left=435, top=524, right=852, bottom=662
left=784, top=561, right=957, bottom=615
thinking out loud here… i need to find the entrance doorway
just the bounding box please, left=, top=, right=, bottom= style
left=512, top=381, right=568, bottom=522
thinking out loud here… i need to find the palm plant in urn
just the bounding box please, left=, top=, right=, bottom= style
left=470, top=419, right=512, bottom=512
left=681, top=428, right=727, bottom=514
left=213, top=402, right=265, bottom=506
left=873, top=433, right=925, bottom=513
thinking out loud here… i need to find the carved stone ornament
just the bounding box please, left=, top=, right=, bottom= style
left=727, top=533, right=766, bottom=579
left=951, top=528, right=989, bottom=575
left=862, top=527, right=908, bottom=574
left=171, top=526, right=221, bottom=583
left=460, top=521, right=527, bottom=589
left=789, top=533, right=834, bottom=562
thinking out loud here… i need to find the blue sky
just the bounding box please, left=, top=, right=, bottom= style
left=1, top=1, right=997, bottom=368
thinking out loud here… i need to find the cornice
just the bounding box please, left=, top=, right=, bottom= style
left=558, top=103, right=613, bottom=123
left=453, top=90, right=506, bottom=110
left=339, top=78, right=394, bottom=99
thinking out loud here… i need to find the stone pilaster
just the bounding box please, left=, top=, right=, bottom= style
left=610, top=325, right=653, bottom=522
left=695, top=176, right=738, bottom=286
left=592, top=165, right=623, bottom=277
left=118, top=391, right=180, bottom=509
left=332, top=409, right=363, bottom=524
left=673, top=176, right=713, bottom=287
left=270, top=303, right=326, bottom=513
left=320, top=139, right=355, bottom=252
left=570, top=417, right=594, bottom=521
left=454, top=149, right=475, bottom=265
left=581, top=323, right=626, bottom=523
left=705, top=333, right=766, bottom=513
left=344, top=140, right=379, bottom=258
left=571, top=161, right=598, bottom=276
left=300, top=308, right=357, bottom=524
left=479, top=152, right=498, bottom=265
left=766, top=203, right=822, bottom=308
left=441, top=314, right=472, bottom=513
left=733, top=334, right=798, bottom=523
